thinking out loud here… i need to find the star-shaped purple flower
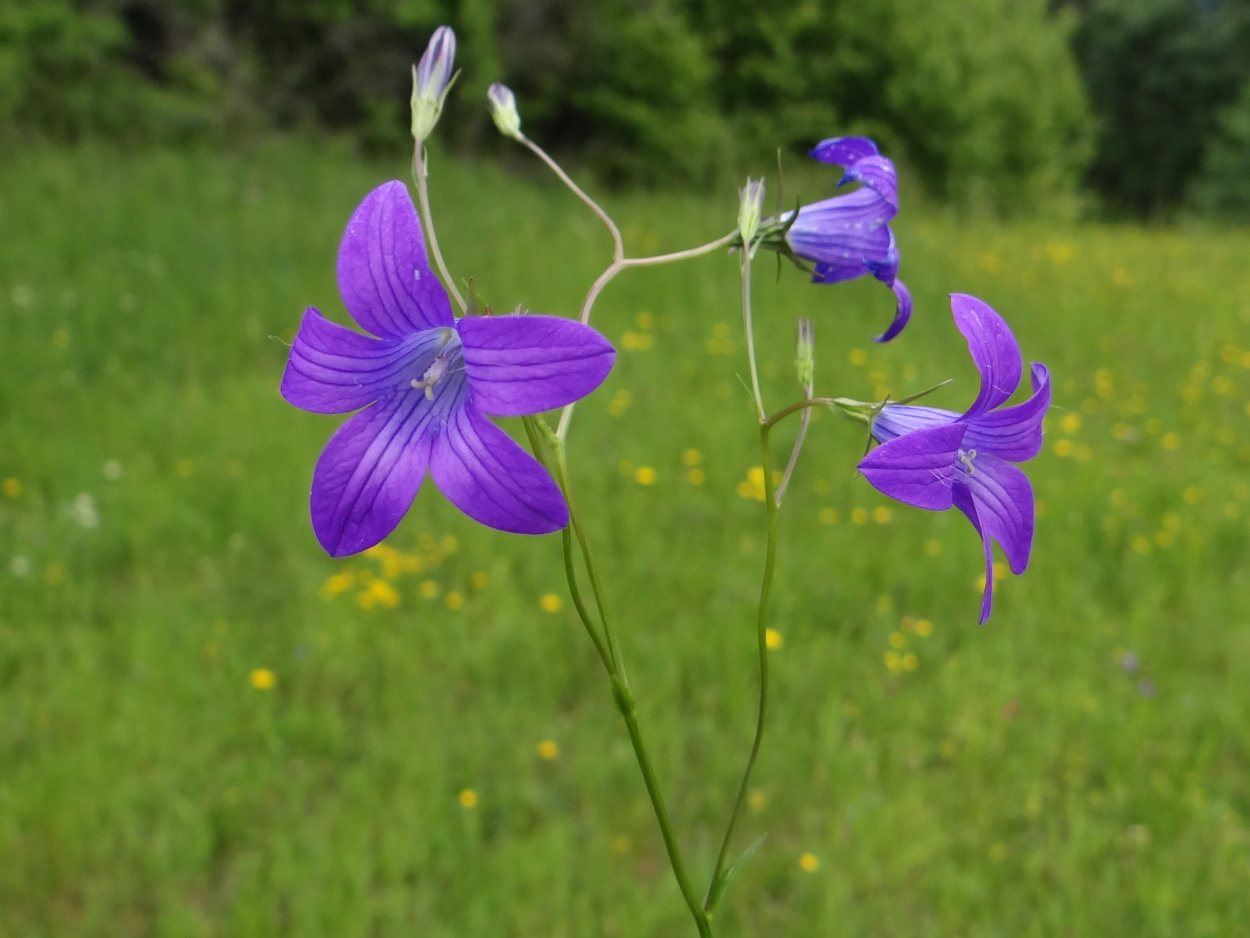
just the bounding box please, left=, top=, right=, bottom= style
left=782, top=136, right=912, bottom=342
left=281, top=181, right=615, bottom=556
left=857, top=294, right=1050, bottom=622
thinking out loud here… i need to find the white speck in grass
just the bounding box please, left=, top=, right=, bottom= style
left=69, top=493, right=99, bottom=529
left=9, top=556, right=31, bottom=577
left=102, top=460, right=123, bottom=481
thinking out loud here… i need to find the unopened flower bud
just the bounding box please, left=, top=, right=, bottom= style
left=487, top=83, right=522, bottom=140
left=795, top=318, right=815, bottom=391
left=738, top=177, right=765, bottom=249
left=411, top=26, right=457, bottom=142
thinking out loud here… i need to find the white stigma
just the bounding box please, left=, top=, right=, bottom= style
left=411, top=354, right=452, bottom=401
left=957, top=448, right=978, bottom=475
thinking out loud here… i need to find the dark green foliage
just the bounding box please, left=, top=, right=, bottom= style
left=1189, top=80, right=1250, bottom=218
left=2, top=0, right=1089, bottom=212
left=1072, top=0, right=1250, bottom=217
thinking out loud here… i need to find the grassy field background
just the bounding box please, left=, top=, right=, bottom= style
left=2, top=138, right=1250, bottom=937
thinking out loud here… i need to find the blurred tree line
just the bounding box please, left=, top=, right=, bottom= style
left=2, top=0, right=1247, bottom=217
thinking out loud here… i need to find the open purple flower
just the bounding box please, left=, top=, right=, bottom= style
left=781, top=136, right=911, bottom=342
left=281, top=181, right=615, bottom=556
left=857, top=294, right=1050, bottom=622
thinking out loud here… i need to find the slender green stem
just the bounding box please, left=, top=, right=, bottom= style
left=704, top=422, right=779, bottom=914
left=412, top=145, right=467, bottom=314
left=546, top=441, right=710, bottom=936
left=612, top=677, right=713, bottom=938
left=521, top=418, right=614, bottom=672
left=552, top=442, right=624, bottom=676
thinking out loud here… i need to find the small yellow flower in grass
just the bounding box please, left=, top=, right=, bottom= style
left=249, top=668, right=276, bottom=690
left=536, top=739, right=559, bottom=760
left=872, top=506, right=893, bottom=524
left=540, top=593, right=563, bottom=613
left=901, top=652, right=919, bottom=672
left=705, top=322, right=734, bottom=356
left=798, top=852, right=820, bottom=873
left=444, top=591, right=464, bottom=610
left=1131, top=534, right=1151, bottom=555
left=914, top=618, right=933, bottom=638
left=884, top=650, right=903, bottom=674
left=818, top=508, right=838, bottom=525
left=748, top=789, right=767, bottom=812
left=458, top=788, right=479, bottom=810
left=988, top=842, right=1008, bottom=862
left=1059, top=413, right=1082, bottom=434
left=850, top=507, right=868, bottom=525
left=44, top=564, right=65, bottom=586
left=923, top=538, right=942, bottom=557
left=848, top=347, right=867, bottom=366
left=620, top=329, right=654, bottom=351
left=469, top=570, right=489, bottom=590
left=418, top=579, right=440, bottom=600
left=681, top=448, right=703, bottom=466
left=608, top=389, right=631, bottom=417
left=1182, top=486, right=1202, bottom=505
left=765, top=628, right=783, bottom=650
left=1053, top=439, right=1074, bottom=458
left=635, top=310, right=653, bottom=330
left=634, top=465, right=657, bottom=486
left=1, top=478, right=21, bottom=498
left=176, top=458, right=195, bottom=479
left=1161, top=432, right=1181, bottom=451
left=687, top=468, right=705, bottom=486
left=612, top=835, right=632, bottom=855
left=320, top=570, right=355, bottom=597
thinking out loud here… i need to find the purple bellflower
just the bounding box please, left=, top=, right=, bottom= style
left=856, top=294, right=1050, bottom=622
left=281, top=181, right=615, bottom=556
left=780, top=137, right=912, bottom=342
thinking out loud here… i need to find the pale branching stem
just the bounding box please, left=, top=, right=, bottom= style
left=520, top=133, right=624, bottom=258
left=412, top=145, right=467, bottom=314
left=556, top=231, right=738, bottom=441
left=740, top=252, right=766, bottom=423
left=774, top=378, right=815, bottom=507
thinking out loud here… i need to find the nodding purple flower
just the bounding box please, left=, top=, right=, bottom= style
left=281, top=181, right=615, bottom=556
left=779, top=137, right=911, bottom=343
left=856, top=294, right=1051, bottom=622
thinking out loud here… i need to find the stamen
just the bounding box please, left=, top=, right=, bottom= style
left=958, top=448, right=977, bottom=475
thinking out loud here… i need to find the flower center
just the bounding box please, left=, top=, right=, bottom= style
left=957, top=448, right=978, bottom=475
left=411, top=354, right=452, bottom=401
left=409, top=327, right=461, bottom=402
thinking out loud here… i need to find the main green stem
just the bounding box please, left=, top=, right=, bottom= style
left=704, top=421, right=779, bottom=914
left=549, top=440, right=710, bottom=937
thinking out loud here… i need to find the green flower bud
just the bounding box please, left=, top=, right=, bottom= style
left=738, top=177, right=765, bottom=249
left=411, top=26, right=457, bottom=143
left=487, top=83, right=522, bottom=140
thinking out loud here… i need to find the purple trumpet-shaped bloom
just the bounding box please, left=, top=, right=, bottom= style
left=783, top=136, right=912, bottom=342
left=281, top=181, right=615, bottom=556
left=857, top=294, right=1050, bottom=622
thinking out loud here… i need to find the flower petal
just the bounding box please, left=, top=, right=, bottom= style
left=950, top=294, right=1023, bottom=419
left=872, top=404, right=961, bottom=444
left=281, top=308, right=445, bottom=414
left=310, top=395, right=435, bottom=556
left=337, top=181, right=453, bottom=338
left=809, top=136, right=881, bottom=174
left=859, top=423, right=967, bottom=511
left=962, top=363, right=1051, bottom=461
left=429, top=402, right=568, bottom=534
left=458, top=314, right=615, bottom=417
left=951, top=485, right=997, bottom=624
left=874, top=277, right=912, bottom=343
left=953, top=453, right=1035, bottom=622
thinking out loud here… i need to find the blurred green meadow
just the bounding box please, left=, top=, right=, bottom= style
left=3, top=139, right=1250, bottom=937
